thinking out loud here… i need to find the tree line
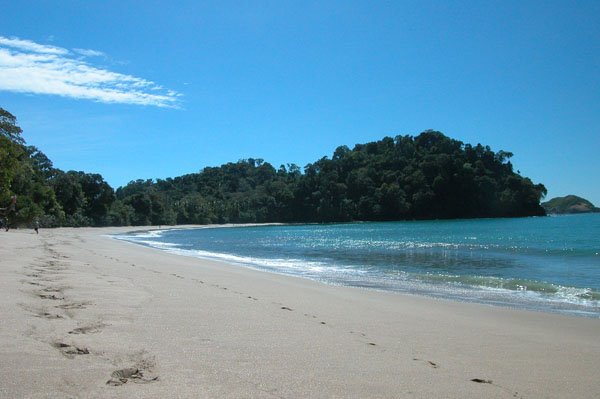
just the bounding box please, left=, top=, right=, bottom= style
left=0, top=106, right=547, bottom=227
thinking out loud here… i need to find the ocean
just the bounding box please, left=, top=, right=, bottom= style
left=114, top=214, right=600, bottom=318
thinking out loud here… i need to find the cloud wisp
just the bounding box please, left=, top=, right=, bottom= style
left=0, top=36, right=180, bottom=107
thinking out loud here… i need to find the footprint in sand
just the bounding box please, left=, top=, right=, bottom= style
left=106, top=368, right=159, bottom=386
left=40, top=286, right=65, bottom=293
left=470, top=378, right=522, bottom=398
left=52, top=342, right=90, bottom=358
left=20, top=304, right=64, bottom=319
left=55, top=301, right=90, bottom=310
left=37, top=311, right=64, bottom=319
left=107, top=351, right=159, bottom=386
left=413, top=358, right=439, bottom=368
left=38, top=293, right=65, bottom=301
left=471, top=378, right=492, bottom=384
left=69, top=322, right=107, bottom=335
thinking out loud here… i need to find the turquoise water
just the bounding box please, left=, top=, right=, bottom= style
left=115, top=214, right=600, bottom=317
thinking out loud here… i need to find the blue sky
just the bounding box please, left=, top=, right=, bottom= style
left=1, top=1, right=599, bottom=205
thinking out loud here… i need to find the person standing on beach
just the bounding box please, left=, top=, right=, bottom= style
left=33, top=218, right=39, bottom=234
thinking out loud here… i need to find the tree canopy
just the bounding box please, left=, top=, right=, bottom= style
left=541, top=195, right=599, bottom=214
left=0, top=106, right=547, bottom=227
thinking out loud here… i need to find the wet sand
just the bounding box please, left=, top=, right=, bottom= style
left=1, top=227, right=599, bottom=398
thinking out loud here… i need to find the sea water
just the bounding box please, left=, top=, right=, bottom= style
left=114, top=214, right=600, bottom=318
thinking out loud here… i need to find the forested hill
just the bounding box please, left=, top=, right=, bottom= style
left=1, top=106, right=546, bottom=227
left=542, top=195, right=600, bottom=214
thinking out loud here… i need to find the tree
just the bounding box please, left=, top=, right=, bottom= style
left=0, top=108, right=24, bottom=144
left=79, top=172, right=115, bottom=225
left=0, top=106, right=549, bottom=225
left=0, top=108, right=26, bottom=205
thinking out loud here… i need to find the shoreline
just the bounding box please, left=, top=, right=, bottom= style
left=115, top=223, right=600, bottom=319
left=1, top=227, right=599, bottom=398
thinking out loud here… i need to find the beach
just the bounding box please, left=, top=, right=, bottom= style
left=1, top=227, right=599, bottom=398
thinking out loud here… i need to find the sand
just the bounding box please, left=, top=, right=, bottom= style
left=1, top=227, right=598, bottom=398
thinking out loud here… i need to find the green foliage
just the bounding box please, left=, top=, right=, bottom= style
left=0, top=107, right=113, bottom=228
left=0, top=135, right=23, bottom=202
left=541, top=195, right=599, bottom=214
left=114, top=131, right=546, bottom=223
left=0, top=108, right=24, bottom=144
left=50, top=171, right=115, bottom=226
left=0, top=106, right=547, bottom=227
left=2, top=135, right=63, bottom=227
left=0, top=109, right=26, bottom=206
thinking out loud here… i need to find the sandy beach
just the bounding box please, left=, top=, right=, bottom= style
left=1, top=227, right=599, bottom=398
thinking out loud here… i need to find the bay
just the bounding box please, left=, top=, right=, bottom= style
left=115, top=213, right=600, bottom=317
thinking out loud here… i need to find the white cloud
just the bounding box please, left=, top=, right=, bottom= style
left=73, top=48, right=105, bottom=57
left=0, top=36, right=68, bottom=55
left=0, top=36, right=180, bottom=107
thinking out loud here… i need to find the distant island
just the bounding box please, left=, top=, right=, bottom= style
left=541, top=195, right=600, bottom=214
left=1, top=106, right=547, bottom=227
